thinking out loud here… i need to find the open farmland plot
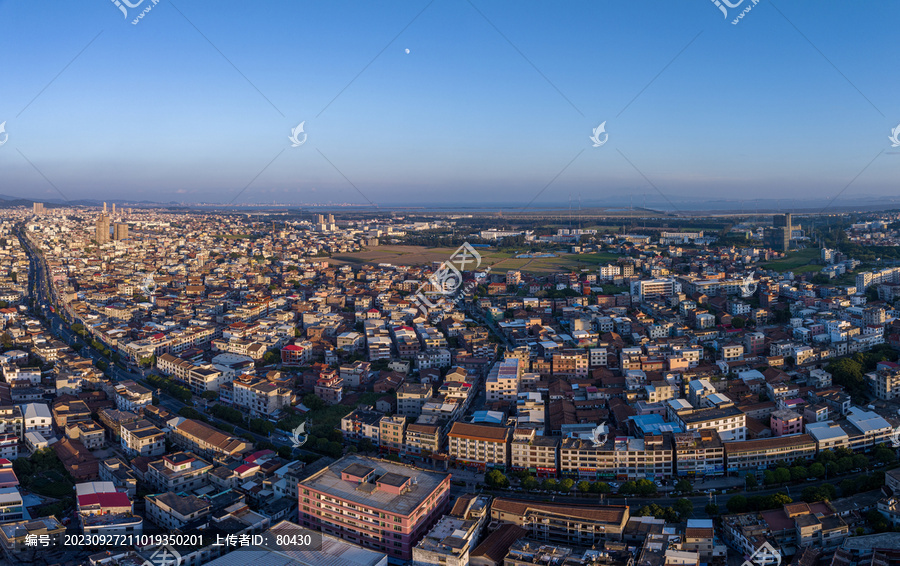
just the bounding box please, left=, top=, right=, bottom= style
left=330, top=246, right=513, bottom=269
left=759, top=248, right=821, bottom=273
left=330, top=246, right=621, bottom=274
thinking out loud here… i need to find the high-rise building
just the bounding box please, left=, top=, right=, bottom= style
left=32, top=202, right=44, bottom=215
left=111, top=203, right=116, bottom=215
left=95, top=215, right=110, bottom=245
left=103, top=202, right=107, bottom=214
left=765, top=213, right=793, bottom=252
left=114, top=223, right=129, bottom=241
left=774, top=213, right=791, bottom=228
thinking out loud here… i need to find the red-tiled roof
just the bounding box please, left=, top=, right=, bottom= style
left=77, top=492, right=131, bottom=509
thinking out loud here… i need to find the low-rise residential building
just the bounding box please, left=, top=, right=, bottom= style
left=99, top=457, right=138, bottom=498
left=230, top=374, right=292, bottom=417
left=397, top=383, right=432, bottom=419
left=490, top=499, right=629, bottom=545
left=0, top=487, right=23, bottom=522
left=341, top=407, right=383, bottom=445
left=379, top=415, right=406, bottom=454
left=169, top=417, right=252, bottom=460
left=145, top=491, right=212, bottom=531
left=412, top=495, right=491, bottom=566
left=147, top=452, right=213, bottom=493
left=75, top=481, right=143, bottom=535
left=120, top=419, right=165, bottom=458
left=113, top=381, right=152, bottom=413
left=21, top=403, right=52, bottom=438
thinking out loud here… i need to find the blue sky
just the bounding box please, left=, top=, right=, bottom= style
left=0, top=1, right=897, bottom=207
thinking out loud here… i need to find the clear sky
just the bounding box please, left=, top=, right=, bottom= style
left=0, top=0, right=897, bottom=208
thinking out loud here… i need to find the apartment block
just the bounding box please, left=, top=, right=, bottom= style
left=559, top=434, right=673, bottom=481
left=485, top=358, right=522, bottom=403
left=510, top=428, right=559, bottom=478
left=397, top=383, right=432, bottom=419
left=724, top=434, right=817, bottom=472
left=231, top=374, right=292, bottom=417
left=448, top=423, right=511, bottom=469
left=297, top=455, right=451, bottom=561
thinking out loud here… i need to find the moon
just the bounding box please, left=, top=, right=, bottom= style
left=405, top=48, right=410, bottom=54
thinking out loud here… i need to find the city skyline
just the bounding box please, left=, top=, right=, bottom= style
left=0, top=1, right=898, bottom=207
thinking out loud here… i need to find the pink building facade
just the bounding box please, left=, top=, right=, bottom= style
left=770, top=409, right=803, bottom=437
left=298, top=456, right=451, bottom=561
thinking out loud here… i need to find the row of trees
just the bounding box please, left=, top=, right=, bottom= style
left=750, top=445, right=896, bottom=489
left=486, top=470, right=660, bottom=497
left=145, top=373, right=192, bottom=404
left=635, top=499, right=694, bottom=522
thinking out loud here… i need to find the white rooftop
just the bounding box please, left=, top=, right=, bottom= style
left=806, top=422, right=850, bottom=442
left=847, top=406, right=892, bottom=433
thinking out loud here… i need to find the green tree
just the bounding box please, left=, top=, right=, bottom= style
left=875, top=445, right=897, bottom=465
left=633, top=479, right=657, bottom=496
left=559, top=478, right=575, bottom=492
left=302, top=393, right=326, bottom=411
left=249, top=418, right=276, bottom=435
left=590, top=481, right=611, bottom=494
left=674, top=498, right=693, bottom=518
left=260, top=349, right=281, bottom=366
left=521, top=476, right=539, bottom=491
left=827, top=357, right=867, bottom=398
left=577, top=480, right=591, bottom=494
left=790, top=466, right=807, bottom=482
left=210, top=404, right=245, bottom=425
left=769, top=492, right=792, bottom=506
left=675, top=479, right=692, bottom=493
left=809, top=463, right=825, bottom=478
left=744, top=473, right=758, bottom=489
left=542, top=478, right=558, bottom=492
left=867, top=509, right=890, bottom=532
left=485, top=469, right=509, bottom=489
left=727, top=495, right=748, bottom=513
left=839, top=478, right=859, bottom=497
left=178, top=407, right=207, bottom=422
left=704, top=503, right=719, bottom=516
left=774, top=467, right=791, bottom=484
